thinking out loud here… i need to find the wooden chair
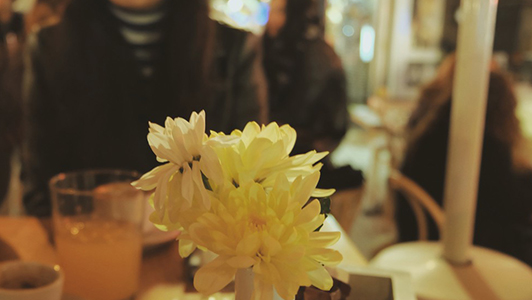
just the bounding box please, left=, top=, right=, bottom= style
left=0, top=152, right=23, bottom=216
left=389, top=169, right=445, bottom=241
left=330, top=185, right=365, bottom=234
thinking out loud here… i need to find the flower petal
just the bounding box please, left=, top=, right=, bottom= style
left=261, top=233, right=282, bottom=257
left=306, top=248, right=343, bottom=265
left=226, top=256, right=256, bottom=269
left=193, top=256, right=236, bottom=295
left=148, top=132, right=180, bottom=163
left=131, top=163, right=176, bottom=191
left=308, top=231, right=341, bottom=248
left=152, top=165, right=178, bottom=214
left=312, top=188, right=335, bottom=198
left=179, top=239, right=197, bottom=258
left=253, top=279, right=274, bottom=300
left=236, top=232, right=261, bottom=256
left=148, top=121, right=165, bottom=134
left=307, top=265, right=333, bottom=291
left=199, top=145, right=224, bottom=185
left=181, top=163, right=194, bottom=204
left=296, top=200, right=321, bottom=226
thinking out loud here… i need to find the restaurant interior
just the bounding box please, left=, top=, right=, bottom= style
left=1, top=0, right=532, bottom=299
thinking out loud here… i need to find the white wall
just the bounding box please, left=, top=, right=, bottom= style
left=386, top=0, right=444, bottom=100
left=13, top=0, right=36, bottom=13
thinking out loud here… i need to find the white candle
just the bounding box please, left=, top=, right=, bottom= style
left=442, top=0, right=499, bottom=264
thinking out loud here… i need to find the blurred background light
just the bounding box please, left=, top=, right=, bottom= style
left=227, top=0, right=244, bottom=13
left=327, top=8, right=344, bottom=24
left=342, top=25, right=355, bottom=37
left=210, top=0, right=270, bottom=34
left=359, top=24, right=375, bottom=62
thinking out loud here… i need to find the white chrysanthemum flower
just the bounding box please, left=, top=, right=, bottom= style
left=132, top=111, right=223, bottom=223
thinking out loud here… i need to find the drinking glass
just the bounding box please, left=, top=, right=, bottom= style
left=49, top=170, right=144, bottom=300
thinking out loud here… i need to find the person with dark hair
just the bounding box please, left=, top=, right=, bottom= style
left=0, top=36, right=22, bottom=207
left=25, top=0, right=71, bottom=33
left=23, top=0, right=268, bottom=217
left=264, top=0, right=346, bottom=155
left=397, top=54, right=532, bottom=265
left=263, top=0, right=362, bottom=191
left=0, top=0, right=23, bottom=43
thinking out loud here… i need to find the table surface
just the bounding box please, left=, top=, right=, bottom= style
left=0, top=216, right=367, bottom=299
left=349, top=98, right=416, bottom=137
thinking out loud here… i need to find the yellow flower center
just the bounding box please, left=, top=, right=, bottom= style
left=249, top=214, right=267, bottom=231
left=257, top=251, right=271, bottom=263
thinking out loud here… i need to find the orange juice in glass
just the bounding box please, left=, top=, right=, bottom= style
left=50, top=170, right=144, bottom=300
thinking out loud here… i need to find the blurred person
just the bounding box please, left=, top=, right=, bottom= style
left=0, top=35, right=23, bottom=207
left=264, top=0, right=346, bottom=155
left=263, top=0, right=362, bottom=191
left=25, top=0, right=70, bottom=33
left=0, top=0, right=23, bottom=43
left=397, top=54, right=532, bottom=265
left=23, top=0, right=268, bottom=217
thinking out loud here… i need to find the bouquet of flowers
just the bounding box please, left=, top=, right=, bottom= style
left=133, top=111, right=343, bottom=300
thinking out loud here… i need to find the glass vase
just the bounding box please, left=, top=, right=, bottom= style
left=234, top=268, right=285, bottom=300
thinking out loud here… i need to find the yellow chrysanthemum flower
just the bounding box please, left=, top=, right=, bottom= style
left=133, top=111, right=343, bottom=298
left=189, top=173, right=342, bottom=300
left=208, top=122, right=334, bottom=197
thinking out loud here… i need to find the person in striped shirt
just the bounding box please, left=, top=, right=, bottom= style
left=22, top=0, right=268, bottom=217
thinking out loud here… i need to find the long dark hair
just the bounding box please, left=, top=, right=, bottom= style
left=278, top=0, right=320, bottom=44
left=54, top=0, right=216, bottom=114
left=407, top=55, right=522, bottom=158
left=0, top=42, right=23, bottom=151
left=263, top=0, right=318, bottom=121
left=166, top=0, right=214, bottom=104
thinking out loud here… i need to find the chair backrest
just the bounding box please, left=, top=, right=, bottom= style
left=0, top=152, right=23, bottom=216
left=389, top=169, right=445, bottom=240
left=330, top=186, right=365, bottom=234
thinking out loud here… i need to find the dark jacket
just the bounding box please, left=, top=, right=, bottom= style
left=0, top=12, right=24, bottom=43
left=23, top=0, right=267, bottom=217
left=263, top=34, right=348, bottom=156
left=0, top=41, right=23, bottom=205
left=262, top=32, right=359, bottom=191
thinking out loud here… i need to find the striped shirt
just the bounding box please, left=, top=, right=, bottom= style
left=109, top=1, right=167, bottom=78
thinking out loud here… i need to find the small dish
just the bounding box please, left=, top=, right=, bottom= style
left=143, top=225, right=180, bottom=251
left=61, top=294, right=87, bottom=300
left=142, top=201, right=180, bottom=251
left=0, top=239, right=18, bottom=262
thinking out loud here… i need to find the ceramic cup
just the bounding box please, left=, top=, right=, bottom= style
left=0, top=260, right=64, bottom=300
